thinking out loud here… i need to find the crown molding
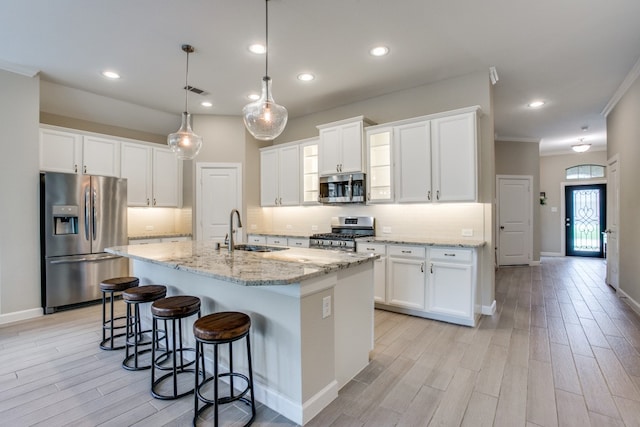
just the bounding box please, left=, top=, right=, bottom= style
left=0, top=59, right=39, bottom=78
left=602, top=55, right=640, bottom=117
left=495, top=135, right=540, bottom=143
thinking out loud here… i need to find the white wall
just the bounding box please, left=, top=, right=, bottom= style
left=606, top=68, right=640, bottom=307
left=0, top=70, right=41, bottom=321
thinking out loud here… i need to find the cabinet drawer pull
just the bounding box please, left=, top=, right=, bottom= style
left=295, top=242, right=302, bottom=246
left=366, top=247, right=375, bottom=251
left=444, top=253, right=456, bottom=257
left=401, top=250, right=412, bottom=254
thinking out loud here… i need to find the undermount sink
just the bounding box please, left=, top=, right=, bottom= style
left=233, top=244, right=289, bottom=253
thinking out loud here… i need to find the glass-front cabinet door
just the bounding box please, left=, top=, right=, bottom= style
left=366, top=127, right=393, bottom=203
left=301, top=139, right=319, bottom=204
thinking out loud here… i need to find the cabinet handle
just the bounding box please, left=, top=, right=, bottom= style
left=421, top=262, right=424, bottom=273
left=427, top=190, right=431, bottom=201
left=275, top=197, right=278, bottom=205
left=153, top=198, right=156, bottom=206
left=74, top=164, right=78, bottom=173
left=444, top=253, right=456, bottom=257
left=146, top=198, right=150, bottom=206
left=436, top=190, right=440, bottom=200
left=279, top=197, right=282, bottom=205
left=366, top=247, right=375, bottom=251
left=430, top=263, right=433, bottom=274
left=401, top=250, right=412, bottom=254
left=83, top=165, right=87, bottom=174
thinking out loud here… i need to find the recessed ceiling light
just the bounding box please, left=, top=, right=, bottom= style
left=248, top=44, right=266, bottom=54
left=247, top=93, right=260, bottom=101
left=527, top=100, right=545, bottom=108
left=297, top=73, right=315, bottom=81
left=369, top=46, right=389, bottom=57
left=201, top=101, right=213, bottom=107
left=101, top=70, right=121, bottom=79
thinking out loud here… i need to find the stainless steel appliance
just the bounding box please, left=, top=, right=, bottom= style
left=40, top=172, right=129, bottom=313
left=318, top=173, right=366, bottom=204
left=310, top=216, right=375, bottom=251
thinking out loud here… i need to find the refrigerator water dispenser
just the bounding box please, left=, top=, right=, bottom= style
left=52, top=205, right=79, bottom=235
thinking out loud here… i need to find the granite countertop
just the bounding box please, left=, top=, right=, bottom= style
left=248, top=231, right=312, bottom=238
left=106, top=240, right=378, bottom=286
left=368, top=236, right=486, bottom=248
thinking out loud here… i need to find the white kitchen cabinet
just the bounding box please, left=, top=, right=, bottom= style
left=394, top=121, right=432, bottom=203
left=260, top=144, right=300, bottom=207
left=288, top=237, right=310, bottom=248
left=427, top=247, right=476, bottom=326
left=317, top=117, right=370, bottom=175
left=366, top=127, right=393, bottom=203
left=128, top=238, right=162, bottom=245
left=431, top=112, right=477, bottom=202
left=357, top=243, right=387, bottom=303
left=247, top=235, right=267, bottom=245
left=40, top=129, right=120, bottom=177
left=300, top=139, right=319, bottom=204
left=121, top=143, right=181, bottom=207
left=161, top=236, right=191, bottom=243
left=386, top=245, right=427, bottom=311
left=266, top=236, right=288, bottom=246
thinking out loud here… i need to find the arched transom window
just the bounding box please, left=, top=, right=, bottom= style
left=565, top=164, right=605, bottom=180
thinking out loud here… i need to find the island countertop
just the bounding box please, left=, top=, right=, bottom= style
left=106, top=240, right=378, bottom=286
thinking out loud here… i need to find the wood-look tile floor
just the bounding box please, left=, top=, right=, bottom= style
left=2, top=256, right=640, bottom=426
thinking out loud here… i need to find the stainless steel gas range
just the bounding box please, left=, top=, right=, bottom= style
left=309, top=216, right=375, bottom=252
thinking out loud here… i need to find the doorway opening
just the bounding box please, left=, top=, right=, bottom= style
left=565, top=184, right=606, bottom=258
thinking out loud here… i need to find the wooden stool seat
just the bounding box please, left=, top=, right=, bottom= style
left=99, top=276, right=139, bottom=351
left=122, top=285, right=168, bottom=371
left=193, top=312, right=251, bottom=342
left=151, top=295, right=202, bottom=400
left=123, top=285, right=167, bottom=302
left=151, top=296, right=201, bottom=319
left=100, top=276, right=139, bottom=292
left=193, top=311, right=256, bottom=426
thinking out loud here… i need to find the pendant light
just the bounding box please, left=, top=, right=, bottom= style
left=168, top=44, right=203, bottom=160
left=242, top=0, right=288, bottom=141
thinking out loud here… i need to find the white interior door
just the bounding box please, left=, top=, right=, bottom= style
left=497, top=176, right=532, bottom=266
left=196, top=163, right=242, bottom=243
left=606, top=156, right=619, bottom=290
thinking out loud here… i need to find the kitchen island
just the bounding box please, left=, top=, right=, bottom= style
left=106, top=241, right=378, bottom=425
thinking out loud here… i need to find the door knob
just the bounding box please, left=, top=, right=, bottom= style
left=500, top=226, right=504, bottom=230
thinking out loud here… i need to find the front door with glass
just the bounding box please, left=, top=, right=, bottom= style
left=565, top=184, right=606, bottom=257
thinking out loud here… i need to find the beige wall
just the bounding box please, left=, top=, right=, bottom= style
left=495, top=140, right=541, bottom=261
left=0, top=70, right=41, bottom=318
left=607, top=72, right=640, bottom=306
left=539, top=151, right=608, bottom=255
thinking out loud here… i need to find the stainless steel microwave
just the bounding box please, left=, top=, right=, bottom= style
left=318, top=173, right=366, bottom=204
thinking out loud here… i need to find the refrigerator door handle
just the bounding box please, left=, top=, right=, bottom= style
left=84, top=187, right=90, bottom=241
left=92, top=189, right=97, bottom=240
left=49, top=254, right=122, bottom=264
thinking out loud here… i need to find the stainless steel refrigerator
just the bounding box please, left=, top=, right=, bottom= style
left=40, top=172, right=129, bottom=313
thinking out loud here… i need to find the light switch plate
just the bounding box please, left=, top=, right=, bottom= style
left=551, top=207, right=558, bottom=212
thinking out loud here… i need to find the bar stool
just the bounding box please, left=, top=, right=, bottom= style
left=151, top=295, right=202, bottom=400
left=193, top=312, right=256, bottom=427
left=99, top=276, right=139, bottom=350
left=122, top=285, right=168, bottom=371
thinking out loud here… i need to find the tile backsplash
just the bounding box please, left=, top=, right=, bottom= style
left=127, top=207, right=192, bottom=236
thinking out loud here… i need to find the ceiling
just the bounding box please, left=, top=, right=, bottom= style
left=2, top=0, right=640, bottom=154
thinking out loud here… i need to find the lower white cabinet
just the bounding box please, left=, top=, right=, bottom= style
left=247, top=235, right=267, bottom=245
left=427, top=248, right=475, bottom=322
left=358, top=242, right=479, bottom=326
left=266, top=236, right=287, bottom=246
left=387, top=245, right=426, bottom=311
left=247, top=235, right=310, bottom=248
left=357, top=243, right=386, bottom=303
left=288, top=237, right=310, bottom=248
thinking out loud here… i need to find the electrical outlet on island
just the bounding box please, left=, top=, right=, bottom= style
left=322, top=295, right=331, bottom=319
left=250, top=224, right=257, bottom=230
left=382, top=226, right=392, bottom=234
left=461, top=229, right=473, bottom=237
left=286, top=224, right=293, bottom=230
left=145, top=225, right=154, bottom=231
left=311, top=225, right=318, bottom=231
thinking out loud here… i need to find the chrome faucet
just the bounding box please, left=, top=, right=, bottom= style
left=228, top=208, right=243, bottom=252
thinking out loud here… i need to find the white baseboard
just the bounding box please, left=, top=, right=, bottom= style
left=529, top=260, right=541, bottom=266
left=482, top=300, right=497, bottom=315
left=540, top=252, right=563, bottom=257
left=0, top=307, right=43, bottom=325
left=618, top=288, right=640, bottom=316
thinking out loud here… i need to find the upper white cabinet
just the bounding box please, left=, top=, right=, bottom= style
left=366, top=127, right=393, bottom=203
left=120, top=143, right=182, bottom=207
left=317, top=116, right=370, bottom=175
left=260, top=144, right=300, bottom=207
left=40, top=128, right=120, bottom=177
left=300, top=139, right=319, bottom=204
left=394, top=121, right=432, bottom=203
left=431, top=112, right=478, bottom=202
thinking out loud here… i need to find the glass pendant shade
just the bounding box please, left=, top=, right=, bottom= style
left=168, top=112, right=203, bottom=160
left=243, top=76, right=288, bottom=141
